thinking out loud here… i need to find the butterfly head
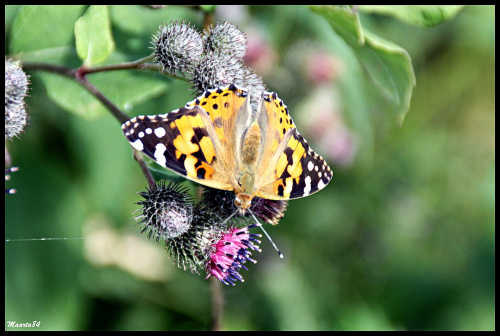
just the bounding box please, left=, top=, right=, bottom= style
left=234, top=193, right=253, bottom=215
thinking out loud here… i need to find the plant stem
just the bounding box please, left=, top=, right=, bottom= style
left=80, top=54, right=155, bottom=75
left=210, top=276, right=224, bottom=331
left=75, top=70, right=130, bottom=124
left=132, top=149, right=156, bottom=189
left=203, top=11, right=214, bottom=31
left=21, top=56, right=177, bottom=186
left=21, top=61, right=131, bottom=124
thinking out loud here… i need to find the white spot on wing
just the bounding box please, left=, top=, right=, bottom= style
left=155, top=127, right=166, bottom=138
left=307, top=161, right=314, bottom=171
left=154, top=143, right=167, bottom=167
left=131, top=139, right=144, bottom=151
left=304, top=175, right=312, bottom=196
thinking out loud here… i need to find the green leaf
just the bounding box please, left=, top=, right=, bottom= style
left=9, top=5, right=86, bottom=62
left=38, top=71, right=168, bottom=119
left=358, top=5, right=465, bottom=28
left=74, top=5, right=115, bottom=65
left=311, top=5, right=416, bottom=123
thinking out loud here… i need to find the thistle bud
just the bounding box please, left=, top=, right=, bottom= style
left=204, top=21, right=247, bottom=60
left=190, top=50, right=244, bottom=94
left=5, top=58, right=29, bottom=140
left=152, top=20, right=204, bottom=76
left=135, top=181, right=195, bottom=241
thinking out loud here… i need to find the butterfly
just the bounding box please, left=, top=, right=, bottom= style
left=122, top=84, right=332, bottom=218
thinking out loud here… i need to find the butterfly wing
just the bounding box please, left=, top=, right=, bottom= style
left=255, top=91, right=333, bottom=200
left=122, top=85, right=332, bottom=200
left=254, top=91, right=297, bottom=177
left=122, top=105, right=235, bottom=191
left=186, top=84, right=250, bottom=174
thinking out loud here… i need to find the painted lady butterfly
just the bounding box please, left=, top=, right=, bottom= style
left=122, top=84, right=332, bottom=218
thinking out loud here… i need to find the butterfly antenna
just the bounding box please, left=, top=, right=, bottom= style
left=248, top=209, right=283, bottom=259
left=220, top=208, right=239, bottom=227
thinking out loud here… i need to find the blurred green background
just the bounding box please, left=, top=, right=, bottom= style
left=5, top=5, right=494, bottom=330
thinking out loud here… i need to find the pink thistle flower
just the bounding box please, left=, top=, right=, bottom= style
left=206, top=224, right=262, bottom=286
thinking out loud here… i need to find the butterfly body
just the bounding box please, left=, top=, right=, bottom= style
left=122, top=84, right=332, bottom=219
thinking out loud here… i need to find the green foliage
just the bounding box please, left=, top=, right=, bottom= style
left=39, top=70, right=168, bottom=119
left=8, top=5, right=176, bottom=119
left=358, top=5, right=465, bottom=27
left=75, top=5, right=115, bottom=66
left=5, top=5, right=493, bottom=331
left=311, top=5, right=416, bottom=123
left=9, top=5, right=86, bottom=61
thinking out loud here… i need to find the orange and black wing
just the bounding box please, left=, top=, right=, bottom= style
left=122, top=106, right=233, bottom=191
